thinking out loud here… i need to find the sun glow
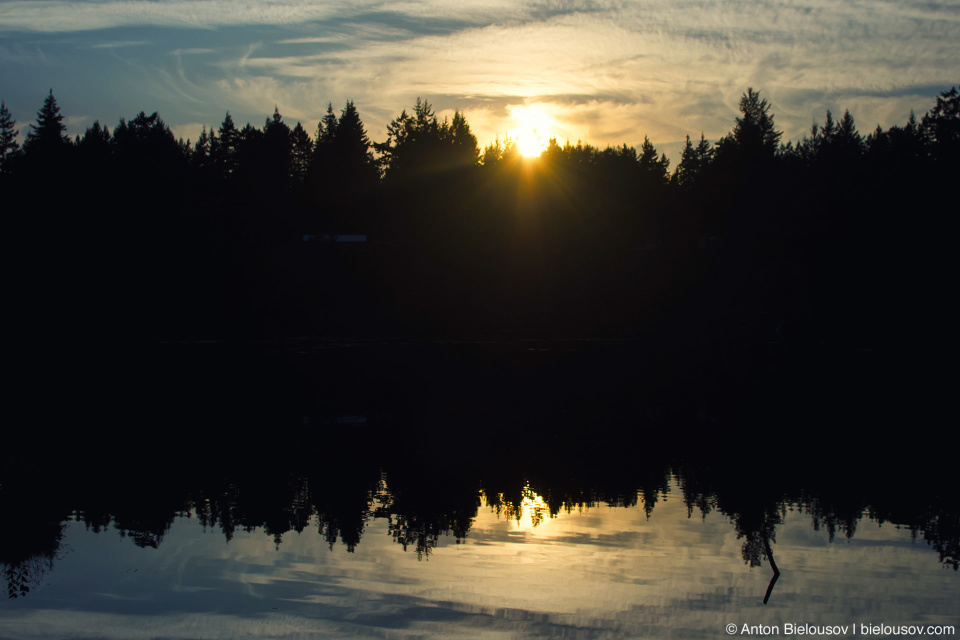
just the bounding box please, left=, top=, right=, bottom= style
left=481, top=484, right=557, bottom=532
left=507, top=105, right=553, bottom=157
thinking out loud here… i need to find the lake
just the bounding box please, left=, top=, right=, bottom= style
left=1, top=340, right=956, bottom=638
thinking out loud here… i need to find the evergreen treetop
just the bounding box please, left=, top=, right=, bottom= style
left=24, top=89, right=69, bottom=155
left=0, top=101, right=20, bottom=172
left=718, top=88, right=781, bottom=161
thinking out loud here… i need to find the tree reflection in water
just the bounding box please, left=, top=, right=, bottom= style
left=2, top=341, right=956, bottom=602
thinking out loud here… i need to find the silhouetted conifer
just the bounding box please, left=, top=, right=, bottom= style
left=23, top=90, right=69, bottom=157
left=310, top=104, right=337, bottom=165
left=447, top=110, right=479, bottom=168
left=674, top=134, right=713, bottom=190
left=290, top=121, right=312, bottom=184
left=821, top=109, right=837, bottom=143
left=921, top=86, right=960, bottom=160
left=638, top=135, right=670, bottom=186
left=837, top=111, right=860, bottom=145
left=308, top=104, right=339, bottom=196
left=717, top=88, right=781, bottom=163
left=0, top=101, right=19, bottom=173
left=480, top=135, right=520, bottom=166
left=213, top=112, right=238, bottom=179
left=304, top=101, right=378, bottom=232
left=260, top=106, right=293, bottom=187
left=376, top=100, right=421, bottom=180
left=77, top=121, right=110, bottom=152
left=377, top=98, right=475, bottom=182
left=333, top=101, right=377, bottom=185
left=74, top=121, right=112, bottom=182
left=193, top=126, right=211, bottom=170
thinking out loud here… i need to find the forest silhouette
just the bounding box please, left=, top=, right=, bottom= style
left=2, top=86, right=957, bottom=342
left=3, top=87, right=958, bottom=610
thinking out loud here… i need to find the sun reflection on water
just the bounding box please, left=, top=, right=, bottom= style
left=482, top=483, right=557, bottom=532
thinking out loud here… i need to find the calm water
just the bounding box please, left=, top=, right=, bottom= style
left=1, top=479, right=957, bottom=640
left=2, top=341, right=957, bottom=638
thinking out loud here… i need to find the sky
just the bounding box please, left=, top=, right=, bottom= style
left=1, top=0, right=958, bottom=162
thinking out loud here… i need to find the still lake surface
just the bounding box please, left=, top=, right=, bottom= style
left=2, top=340, right=957, bottom=638
left=3, top=481, right=957, bottom=640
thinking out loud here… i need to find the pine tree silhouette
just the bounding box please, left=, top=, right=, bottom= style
left=0, top=101, right=19, bottom=173
left=23, top=89, right=69, bottom=157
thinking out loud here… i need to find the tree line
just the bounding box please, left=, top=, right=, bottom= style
left=1, top=86, right=957, bottom=341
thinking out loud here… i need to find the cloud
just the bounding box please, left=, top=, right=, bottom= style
left=0, top=0, right=956, bottom=163
left=88, top=40, right=150, bottom=49
left=0, top=0, right=520, bottom=33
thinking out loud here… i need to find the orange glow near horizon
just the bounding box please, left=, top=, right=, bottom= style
left=481, top=484, right=557, bottom=532
left=507, top=105, right=553, bottom=158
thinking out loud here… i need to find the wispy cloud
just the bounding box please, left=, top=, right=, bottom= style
left=0, top=0, right=521, bottom=33
left=88, top=40, right=150, bottom=49
left=1, top=0, right=956, bottom=159
left=0, top=0, right=335, bottom=32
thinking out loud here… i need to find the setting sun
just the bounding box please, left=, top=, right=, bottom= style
left=507, top=105, right=553, bottom=157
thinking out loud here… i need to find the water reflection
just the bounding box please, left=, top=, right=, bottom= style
left=2, top=340, right=957, bottom=637
left=2, top=477, right=957, bottom=639
left=3, top=462, right=958, bottom=594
